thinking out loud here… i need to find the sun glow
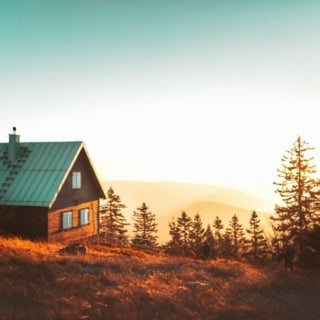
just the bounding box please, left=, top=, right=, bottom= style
left=1, top=1, right=320, bottom=208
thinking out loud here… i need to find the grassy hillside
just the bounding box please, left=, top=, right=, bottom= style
left=1, top=237, right=320, bottom=320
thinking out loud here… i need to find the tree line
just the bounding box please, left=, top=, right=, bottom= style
left=99, top=136, right=320, bottom=268
left=99, top=189, right=268, bottom=261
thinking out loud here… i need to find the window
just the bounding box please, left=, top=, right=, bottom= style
left=62, top=211, right=73, bottom=230
left=79, top=208, right=89, bottom=226
left=72, top=171, right=81, bottom=189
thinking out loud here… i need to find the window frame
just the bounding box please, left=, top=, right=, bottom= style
left=62, top=211, right=73, bottom=230
left=72, top=171, right=81, bottom=189
left=79, top=208, right=90, bottom=226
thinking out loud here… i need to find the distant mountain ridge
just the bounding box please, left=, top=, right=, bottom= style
left=102, top=180, right=273, bottom=243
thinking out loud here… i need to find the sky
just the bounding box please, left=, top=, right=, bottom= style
left=1, top=0, right=320, bottom=205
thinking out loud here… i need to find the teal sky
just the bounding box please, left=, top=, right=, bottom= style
left=1, top=1, right=320, bottom=206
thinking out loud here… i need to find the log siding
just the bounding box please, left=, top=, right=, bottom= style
left=48, top=200, right=99, bottom=242
left=51, top=149, right=102, bottom=211
left=0, top=136, right=105, bottom=242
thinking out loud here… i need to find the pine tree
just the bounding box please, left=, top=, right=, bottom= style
left=226, top=214, right=246, bottom=259
left=189, top=213, right=205, bottom=257
left=221, top=233, right=233, bottom=258
left=302, top=225, right=320, bottom=267
left=99, top=187, right=129, bottom=247
left=271, top=136, right=320, bottom=262
left=131, top=202, right=158, bottom=250
left=177, top=211, right=192, bottom=255
left=213, top=216, right=224, bottom=257
left=246, top=210, right=268, bottom=262
left=204, top=224, right=215, bottom=258
left=165, top=218, right=182, bottom=255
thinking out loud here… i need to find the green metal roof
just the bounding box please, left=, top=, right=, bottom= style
left=0, top=140, right=105, bottom=208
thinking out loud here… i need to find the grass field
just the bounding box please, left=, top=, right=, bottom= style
left=0, top=237, right=319, bottom=320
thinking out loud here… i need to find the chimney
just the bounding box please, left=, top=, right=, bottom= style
left=8, top=126, right=20, bottom=162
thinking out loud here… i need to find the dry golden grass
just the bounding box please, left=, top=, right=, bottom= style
left=0, top=237, right=320, bottom=320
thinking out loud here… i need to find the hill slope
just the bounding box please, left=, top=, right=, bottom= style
left=103, top=181, right=273, bottom=243
left=1, top=237, right=320, bottom=320
left=103, top=180, right=273, bottom=213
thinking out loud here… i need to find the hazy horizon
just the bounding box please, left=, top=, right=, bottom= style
left=102, top=179, right=274, bottom=243
left=1, top=1, right=320, bottom=206
left=102, top=178, right=275, bottom=207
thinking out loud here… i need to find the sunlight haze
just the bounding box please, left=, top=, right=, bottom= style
left=1, top=1, right=320, bottom=206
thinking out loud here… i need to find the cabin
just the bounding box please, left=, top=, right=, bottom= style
left=0, top=128, right=106, bottom=242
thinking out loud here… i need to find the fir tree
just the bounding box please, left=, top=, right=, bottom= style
left=213, top=216, right=224, bottom=257
left=189, top=213, right=205, bottom=257
left=226, top=214, right=246, bottom=258
left=221, top=233, right=233, bottom=258
left=246, top=210, right=268, bottom=262
left=99, top=187, right=129, bottom=247
left=131, top=202, right=158, bottom=250
left=177, top=211, right=192, bottom=254
left=204, top=224, right=215, bottom=259
left=165, top=218, right=182, bottom=255
left=271, top=136, right=320, bottom=262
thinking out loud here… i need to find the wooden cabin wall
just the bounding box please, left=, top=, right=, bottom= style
left=48, top=200, right=99, bottom=243
left=0, top=206, right=48, bottom=240
left=51, top=149, right=103, bottom=211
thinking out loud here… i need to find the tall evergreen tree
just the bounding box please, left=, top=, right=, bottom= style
left=246, top=210, right=268, bottom=262
left=131, top=202, right=158, bottom=250
left=221, top=232, right=233, bottom=259
left=177, top=211, right=192, bottom=253
left=189, top=213, right=205, bottom=256
left=213, top=216, right=224, bottom=257
left=226, top=214, right=246, bottom=258
left=165, top=218, right=182, bottom=255
left=271, top=136, right=320, bottom=261
left=204, top=224, right=215, bottom=258
left=99, top=187, right=129, bottom=247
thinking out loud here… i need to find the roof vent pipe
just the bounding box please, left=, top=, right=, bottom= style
left=8, top=126, right=20, bottom=162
